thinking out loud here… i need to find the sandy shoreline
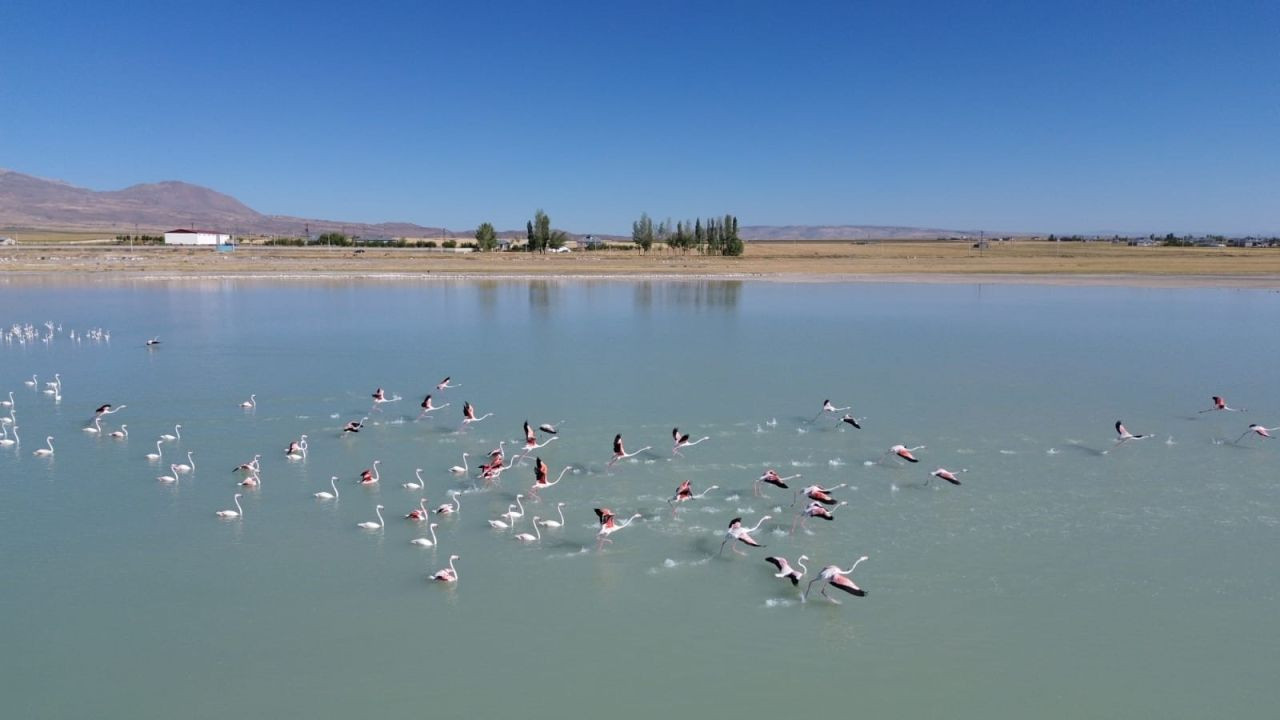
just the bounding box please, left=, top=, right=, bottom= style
left=3, top=243, right=1279, bottom=288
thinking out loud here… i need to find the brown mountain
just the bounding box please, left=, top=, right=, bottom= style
left=0, top=169, right=444, bottom=238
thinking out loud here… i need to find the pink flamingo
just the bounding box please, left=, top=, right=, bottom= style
left=805, top=557, right=869, bottom=604
left=719, top=515, right=771, bottom=556
left=672, top=427, right=710, bottom=456
left=608, top=434, right=650, bottom=467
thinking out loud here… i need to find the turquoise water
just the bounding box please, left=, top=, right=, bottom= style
left=2, top=278, right=1278, bottom=719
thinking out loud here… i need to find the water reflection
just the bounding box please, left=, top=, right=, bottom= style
left=633, top=280, right=742, bottom=310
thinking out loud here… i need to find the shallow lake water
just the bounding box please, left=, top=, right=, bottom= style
left=1, top=277, right=1277, bottom=719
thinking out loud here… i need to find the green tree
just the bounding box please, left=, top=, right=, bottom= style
left=526, top=209, right=566, bottom=253
left=475, top=222, right=498, bottom=252
left=632, top=212, right=654, bottom=253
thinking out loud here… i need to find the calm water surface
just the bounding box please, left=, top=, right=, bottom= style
left=1, top=278, right=1277, bottom=719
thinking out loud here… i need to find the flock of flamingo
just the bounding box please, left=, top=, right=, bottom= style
left=4, top=324, right=1277, bottom=606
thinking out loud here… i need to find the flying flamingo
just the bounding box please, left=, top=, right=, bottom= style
left=342, top=418, right=366, bottom=433
left=840, top=414, right=863, bottom=429
left=370, top=388, right=400, bottom=412
left=173, top=451, right=196, bottom=474
left=530, top=457, right=569, bottom=500
left=411, top=523, right=439, bottom=547
left=519, top=420, right=558, bottom=456
left=431, top=555, right=460, bottom=583
left=459, top=401, right=492, bottom=430
left=756, top=469, right=802, bottom=497
left=96, top=403, right=127, bottom=417
left=357, top=504, right=385, bottom=530
left=812, top=399, right=850, bottom=421
left=595, top=508, right=642, bottom=547
left=719, top=515, right=771, bottom=556
left=792, top=501, right=846, bottom=534
left=1236, top=424, right=1278, bottom=444
left=159, top=424, right=181, bottom=442
left=435, top=490, right=461, bottom=515
left=886, top=444, right=925, bottom=463
left=538, top=421, right=563, bottom=435
left=928, top=468, right=965, bottom=486
left=435, top=376, right=459, bottom=391
left=1108, top=421, right=1150, bottom=451
left=109, top=424, right=128, bottom=439
left=406, top=499, right=429, bottom=521
left=358, top=460, right=381, bottom=485
left=416, top=394, right=449, bottom=419
left=805, top=557, right=869, bottom=604
left=536, top=502, right=567, bottom=528
left=672, top=427, right=710, bottom=456
left=1200, top=396, right=1243, bottom=413
left=216, top=494, right=244, bottom=519
left=765, top=555, right=809, bottom=586
left=315, top=476, right=340, bottom=500
left=608, top=434, right=650, bottom=466
left=668, top=481, right=718, bottom=515
left=448, top=452, right=470, bottom=476
left=793, top=483, right=846, bottom=506
left=240, top=394, right=256, bottom=409
left=513, top=518, right=542, bottom=544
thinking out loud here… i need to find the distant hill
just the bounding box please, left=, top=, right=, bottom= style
left=0, top=169, right=447, bottom=238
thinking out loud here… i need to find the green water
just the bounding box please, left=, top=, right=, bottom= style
left=1, top=278, right=1277, bottom=718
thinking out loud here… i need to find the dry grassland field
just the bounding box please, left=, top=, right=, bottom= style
left=2, top=239, right=1279, bottom=286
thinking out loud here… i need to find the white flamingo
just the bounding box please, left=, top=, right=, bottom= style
left=238, top=472, right=261, bottom=487
left=109, top=424, right=128, bottom=439
left=719, top=515, right=771, bottom=556
left=24, top=375, right=37, bottom=388
left=0, top=425, right=18, bottom=447
left=315, top=476, right=340, bottom=500
left=0, top=391, right=12, bottom=408
left=174, top=451, right=195, bottom=474
left=411, top=523, right=439, bottom=547
left=435, top=490, right=461, bottom=516
left=513, top=518, right=542, bottom=543
left=216, top=494, right=244, bottom=519
left=160, top=424, right=182, bottom=442
left=500, top=494, right=525, bottom=525
left=404, top=468, right=425, bottom=490
left=145, top=440, right=163, bottom=461
left=83, top=417, right=102, bottom=434
left=240, top=394, right=256, bottom=409
left=357, top=504, right=385, bottom=530
left=536, top=502, right=567, bottom=528
left=431, top=555, right=459, bottom=582
left=489, top=505, right=517, bottom=530
left=34, top=435, right=54, bottom=457
left=157, top=464, right=180, bottom=484
left=449, top=452, right=470, bottom=476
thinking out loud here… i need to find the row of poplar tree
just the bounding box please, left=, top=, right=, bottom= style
left=631, top=213, right=744, bottom=255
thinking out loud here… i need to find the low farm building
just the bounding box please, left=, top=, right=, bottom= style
left=164, top=229, right=231, bottom=246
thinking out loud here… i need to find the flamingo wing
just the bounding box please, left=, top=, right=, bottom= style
left=830, top=574, right=866, bottom=597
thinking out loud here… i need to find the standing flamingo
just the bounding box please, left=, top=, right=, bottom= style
left=513, top=518, right=542, bottom=544
left=315, top=476, right=340, bottom=500
left=33, top=435, right=55, bottom=457
left=404, top=468, right=426, bottom=490
left=501, top=495, right=526, bottom=525
left=449, top=453, right=469, bottom=476
left=0, top=425, right=19, bottom=447
left=160, top=424, right=182, bottom=442
left=109, top=424, right=128, bottom=439
left=434, top=490, right=461, bottom=515
left=719, top=515, right=771, bottom=556
left=240, top=394, right=256, bottom=409
left=157, top=464, right=180, bottom=484
left=216, top=494, right=244, bottom=519
left=536, top=502, right=567, bottom=528
left=805, top=557, right=870, bottom=603
left=174, top=451, right=195, bottom=474
left=431, top=555, right=459, bottom=582
left=489, top=505, right=517, bottom=530
left=357, top=504, right=385, bottom=530
left=411, top=523, right=439, bottom=547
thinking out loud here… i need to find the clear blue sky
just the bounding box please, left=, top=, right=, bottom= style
left=2, top=0, right=1277, bottom=235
